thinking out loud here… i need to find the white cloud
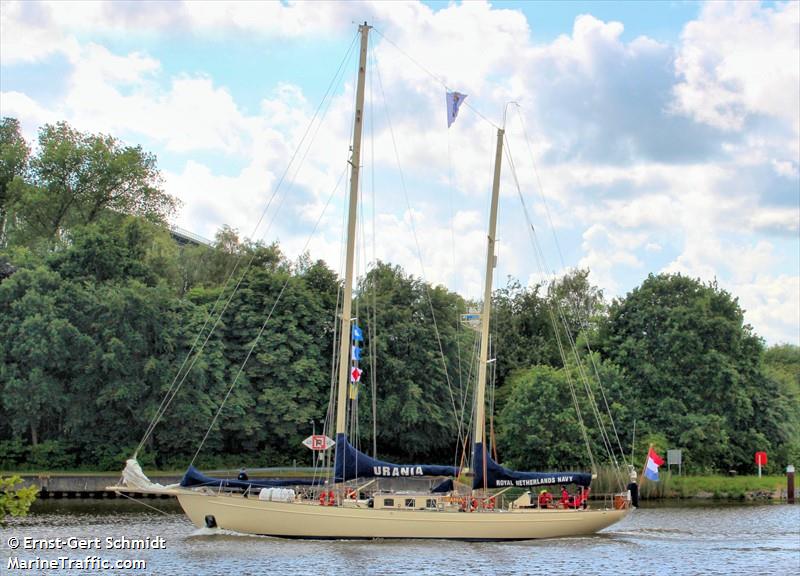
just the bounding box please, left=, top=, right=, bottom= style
left=0, top=91, right=57, bottom=139
left=76, top=43, right=159, bottom=83
left=578, top=223, right=646, bottom=293
left=1, top=0, right=798, bottom=344
left=749, top=207, right=799, bottom=235
left=736, top=274, right=800, bottom=345
left=0, top=1, right=80, bottom=65
left=772, top=159, right=800, bottom=179
left=63, top=45, right=248, bottom=154
left=672, top=1, right=800, bottom=149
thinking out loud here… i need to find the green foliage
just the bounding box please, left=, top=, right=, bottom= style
left=27, top=441, right=76, bottom=470
left=0, top=117, right=795, bottom=478
left=0, top=475, right=38, bottom=525
left=0, top=118, right=29, bottom=209
left=620, top=471, right=786, bottom=500
left=0, top=439, right=27, bottom=469
left=496, top=355, right=627, bottom=471
left=763, top=344, right=800, bottom=401
left=0, top=218, right=231, bottom=469
left=497, top=365, right=588, bottom=470
left=354, top=262, right=472, bottom=463
left=599, top=273, right=797, bottom=473
left=2, top=120, right=176, bottom=247
left=493, top=279, right=559, bottom=386
left=547, top=268, right=606, bottom=342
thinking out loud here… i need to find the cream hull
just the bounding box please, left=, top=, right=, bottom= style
left=176, top=491, right=629, bottom=540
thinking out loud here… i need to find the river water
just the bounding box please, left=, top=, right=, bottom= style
left=2, top=499, right=798, bottom=575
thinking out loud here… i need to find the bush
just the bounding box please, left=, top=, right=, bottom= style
left=27, top=441, right=76, bottom=470
left=1, top=475, right=38, bottom=525
left=0, top=439, right=27, bottom=469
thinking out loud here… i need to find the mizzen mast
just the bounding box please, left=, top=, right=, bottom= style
left=474, top=128, right=504, bottom=458
left=335, top=23, right=371, bottom=435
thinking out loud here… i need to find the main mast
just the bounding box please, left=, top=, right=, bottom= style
left=335, top=23, right=371, bottom=436
left=474, top=128, right=504, bottom=458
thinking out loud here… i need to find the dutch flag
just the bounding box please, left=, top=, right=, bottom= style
left=644, top=447, right=665, bottom=481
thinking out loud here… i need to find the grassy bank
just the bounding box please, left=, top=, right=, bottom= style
left=591, top=465, right=787, bottom=500
left=648, top=473, right=786, bottom=499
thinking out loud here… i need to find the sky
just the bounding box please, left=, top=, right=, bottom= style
left=1, top=0, right=798, bottom=345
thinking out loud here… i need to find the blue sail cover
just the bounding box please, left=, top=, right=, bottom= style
left=334, top=433, right=459, bottom=482
left=180, top=466, right=323, bottom=490
left=431, top=478, right=454, bottom=493
left=472, top=443, right=592, bottom=489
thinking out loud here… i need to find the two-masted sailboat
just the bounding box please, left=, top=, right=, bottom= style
left=111, top=23, right=634, bottom=540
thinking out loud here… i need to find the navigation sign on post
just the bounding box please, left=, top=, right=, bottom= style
left=667, top=449, right=682, bottom=476
left=755, top=451, right=768, bottom=477
left=302, top=435, right=334, bottom=451
left=460, top=312, right=481, bottom=331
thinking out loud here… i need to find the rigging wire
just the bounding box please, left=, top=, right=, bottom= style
left=320, top=278, right=343, bottom=485
left=455, top=318, right=481, bottom=470
left=446, top=96, right=469, bottom=469
left=372, top=51, right=464, bottom=448
left=372, top=27, right=500, bottom=131
left=515, top=109, right=629, bottom=470
left=321, top=38, right=374, bottom=484
left=457, top=334, right=481, bottom=472
left=495, top=104, right=631, bottom=484
left=367, top=46, right=380, bottom=459
left=503, top=127, right=630, bottom=489
left=507, top=109, right=628, bottom=480
left=115, top=491, right=172, bottom=517
left=502, top=131, right=599, bottom=473
left=133, top=31, right=360, bottom=459
left=191, top=165, right=349, bottom=466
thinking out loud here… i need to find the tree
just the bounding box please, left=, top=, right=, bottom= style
left=0, top=267, right=93, bottom=447
left=598, top=273, right=789, bottom=472
left=163, top=242, right=343, bottom=467
left=6, top=121, right=177, bottom=245
left=492, top=278, right=559, bottom=388
left=0, top=217, right=231, bottom=469
left=0, top=118, right=30, bottom=244
left=759, top=344, right=800, bottom=470
left=353, top=262, right=471, bottom=464
left=496, top=354, right=628, bottom=472
left=47, top=216, right=177, bottom=287
left=763, top=344, right=800, bottom=400
left=497, top=365, right=588, bottom=470
left=546, top=268, right=606, bottom=343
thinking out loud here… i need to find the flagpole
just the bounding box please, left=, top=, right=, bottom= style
left=639, top=443, right=652, bottom=485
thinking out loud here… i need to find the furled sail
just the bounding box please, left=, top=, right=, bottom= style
left=472, top=443, right=592, bottom=489
left=180, top=466, right=322, bottom=490
left=334, top=434, right=459, bottom=482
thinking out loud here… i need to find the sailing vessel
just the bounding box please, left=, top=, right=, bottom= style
left=111, top=23, right=634, bottom=540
